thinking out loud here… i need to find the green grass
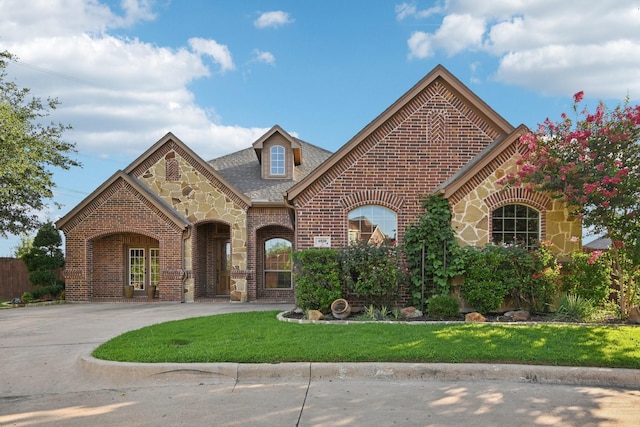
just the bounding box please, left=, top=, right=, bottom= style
left=92, top=311, right=640, bottom=368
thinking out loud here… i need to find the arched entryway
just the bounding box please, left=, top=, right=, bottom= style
left=193, top=221, right=231, bottom=299
left=90, top=232, right=160, bottom=299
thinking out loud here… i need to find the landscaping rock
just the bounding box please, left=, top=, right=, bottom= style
left=465, top=312, right=486, bottom=322
left=503, top=310, right=530, bottom=322
left=307, top=310, right=324, bottom=321
left=630, top=306, right=640, bottom=324
left=400, top=306, right=423, bottom=319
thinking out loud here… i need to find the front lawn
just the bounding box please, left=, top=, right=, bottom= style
left=92, top=311, right=640, bottom=369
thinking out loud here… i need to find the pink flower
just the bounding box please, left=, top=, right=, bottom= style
left=587, top=250, right=603, bottom=265
left=573, top=91, right=585, bottom=103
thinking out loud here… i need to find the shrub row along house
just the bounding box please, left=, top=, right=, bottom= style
left=56, top=65, right=581, bottom=303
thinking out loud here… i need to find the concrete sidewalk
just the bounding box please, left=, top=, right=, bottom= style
left=2, top=302, right=640, bottom=426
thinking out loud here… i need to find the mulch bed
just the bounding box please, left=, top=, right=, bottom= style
left=280, top=310, right=628, bottom=324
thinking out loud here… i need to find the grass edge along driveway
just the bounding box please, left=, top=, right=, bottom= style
left=92, top=311, right=640, bottom=369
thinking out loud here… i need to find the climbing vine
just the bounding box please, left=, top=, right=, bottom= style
left=403, top=194, right=462, bottom=307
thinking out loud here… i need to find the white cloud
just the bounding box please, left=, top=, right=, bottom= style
left=254, top=11, right=294, bottom=29
left=251, top=49, right=276, bottom=65
left=116, top=0, right=156, bottom=27
left=0, top=0, right=269, bottom=163
left=407, top=32, right=433, bottom=59
left=188, top=37, right=235, bottom=73
left=404, top=0, right=640, bottom=99
left=408, top=14, right=485, bottom=58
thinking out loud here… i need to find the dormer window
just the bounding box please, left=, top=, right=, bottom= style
left=270, top=145, right=285, bottom=176
left=252, top=125, right=302, bottom=179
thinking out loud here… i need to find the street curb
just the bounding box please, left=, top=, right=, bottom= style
left=78, top=355, right=640, bottom=388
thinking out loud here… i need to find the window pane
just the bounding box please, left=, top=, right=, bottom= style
left=264, top=238, right=292, bottom=289
left=270, top=145, right=285, bottom=175
left=504, top=204, right=515, bottom=217
left=129, top=248, right=145, bottom=289
left=265, top=271, right=292, bottom=288
left=348, top=205, right=397, bottom=244
left=150, top=248, right=160, bottom=286
left=515, top=204, right=527, bottom=217
left=491, top=204, right=540, bottom=249
left=503, top=218, right=515, bottom=232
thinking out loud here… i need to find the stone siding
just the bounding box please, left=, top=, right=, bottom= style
left=137, top=150, right=250, bottom=298
left=451, top=154, right=581, bottom=256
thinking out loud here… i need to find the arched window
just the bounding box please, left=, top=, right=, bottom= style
left=270, top=145, right=285, bottom=176
left=492, top=204, right=540, bottom=249
left=264, top=238, right=292, bottom=288
left=348, top=205, right=397, bottom=244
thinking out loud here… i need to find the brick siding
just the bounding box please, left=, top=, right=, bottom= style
left=292, top=80, right=506, bottom=304
left=60, top=178, right=184, bottom=302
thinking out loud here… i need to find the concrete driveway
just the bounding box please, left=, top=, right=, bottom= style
left=1, top=302, right=639, bottom=426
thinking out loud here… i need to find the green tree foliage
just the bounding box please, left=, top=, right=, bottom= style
left=403, top=194, right=462, bottom=305
left=12, top=233, right=33, bottom=258
left=21, top=222, right=65, bottom=289
left=0, top=51, right=80, bottom=236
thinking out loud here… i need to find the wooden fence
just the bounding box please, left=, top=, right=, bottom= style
left=0, top=257, right=36, bottom=300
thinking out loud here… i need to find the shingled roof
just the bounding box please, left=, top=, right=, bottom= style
left=208, top=138, right=332, bottom=203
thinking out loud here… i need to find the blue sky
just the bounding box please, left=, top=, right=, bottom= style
left=1, top=0, right=639, bottom=255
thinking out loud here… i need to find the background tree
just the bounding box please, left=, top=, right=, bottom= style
left=21, top=222, right=65, bottom=292
left=501, top=92, right=640, bottom=316
left=0, top=51, right=80, bottom=236
left=12, top=233, right=34, bottom=259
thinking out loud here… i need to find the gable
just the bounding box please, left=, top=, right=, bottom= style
left=436, top=125, right=529, bottom=204
left=286, top=65, right=514, bottom=205
left=126, top=132, right=251, bottom=211
left=56, top=171, right=189, bottom=234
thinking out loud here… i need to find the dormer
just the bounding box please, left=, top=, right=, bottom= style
left=252, top=125, right=302, bottom=179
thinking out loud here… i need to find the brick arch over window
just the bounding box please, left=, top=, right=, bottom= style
left=485, top=188, right=552, bottom=245
left=485, top=187, right=552, bottom=212
left=88, top=228, right=162, bottom=243
left=339, top=190, right=405, bottom=211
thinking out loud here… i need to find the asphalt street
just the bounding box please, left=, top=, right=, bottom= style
left=1, top=302, right=639, bottom=426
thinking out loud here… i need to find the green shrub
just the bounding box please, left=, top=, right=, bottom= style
left=460, top=245, right=513, bottom=313
left=427, top=294, right=460, bottom=319
left=554, top=293, right=595, bottom=322
left=561, top=251, right=612, bottom=305
left=29, top=283, right=64, bottom=300
left=511, top=241, right=560, bottom=312
left=21, top=292, right=34, bottom=303
left=341, top=240, right=399, bottom=306
left=460, top=242, right=560, bottom=314
left=293, top=249, right=342, bottom=312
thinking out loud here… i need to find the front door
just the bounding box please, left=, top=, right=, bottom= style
left=129, top=247, right=160, bottom=291
left=216, top=240, right=230, bottom=295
